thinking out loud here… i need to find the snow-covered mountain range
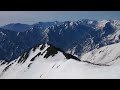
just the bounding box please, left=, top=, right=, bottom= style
left=1, top=19, right=120, bottom=79
left=1, top=19, right=120, bottom=62
left=1, top=43, right=120, bottom=79
left=1, top=21, right=61, bottom=32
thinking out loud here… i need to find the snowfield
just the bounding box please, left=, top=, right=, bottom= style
left=1, top=43, right=120, bottom=79
left=81, top=42, right=120, bottom=66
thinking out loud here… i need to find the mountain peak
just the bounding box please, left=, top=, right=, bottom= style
left=17, top=43, right=80, bottom=64
left=0, top=43, right=81, bottom=78
left=1, top=23, right=31, bottom=32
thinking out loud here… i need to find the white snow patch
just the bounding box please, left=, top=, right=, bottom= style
left=70, top=22, right=74, bottom=26
left=97, top=20, right=109, bottom=29
left=0, top=32, right=6, bottom=36
left=17, top=32, right=20, bottom=36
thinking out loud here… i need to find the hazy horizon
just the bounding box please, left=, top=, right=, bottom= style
left=0, top=11, right=120, bottom=26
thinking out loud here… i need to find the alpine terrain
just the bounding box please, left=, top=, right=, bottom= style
left=1, top=19, right=120, bottom=61
left=1, top=43, right=120, bottom=79
left=1, top=19, right=120, bottom=79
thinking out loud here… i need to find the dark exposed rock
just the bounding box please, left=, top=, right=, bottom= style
left=40, top=44, right=46, bottom=50
left=28, top=63, right=32, bottom=68
left=2, top=63, right=13, bottom=72
left=17, top=51, right=30, bottom=64
left=44, top=44, right=59, bottom=58
left=30, top=52, right=41, bottom=61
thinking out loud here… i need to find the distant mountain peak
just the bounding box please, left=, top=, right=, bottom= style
left=1, top=23, right=32, bottom=32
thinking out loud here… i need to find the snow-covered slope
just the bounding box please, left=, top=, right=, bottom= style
left=0, top=43, right=80, bottom=79
left=81, top=42, right=120, bottom=66
left=1, top=43, right=120, bottom=79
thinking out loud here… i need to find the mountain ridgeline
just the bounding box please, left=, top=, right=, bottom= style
left=1, top=23, right=32, bottom=32
left=17, top=43, right=80, bottom=64
left=0, top=43, right=81, bottom=79
left=1, top=43, right=120, bottom=79
left=0, top=19, right=120, bottom=61
left=1, top=21, right=61, bottom=32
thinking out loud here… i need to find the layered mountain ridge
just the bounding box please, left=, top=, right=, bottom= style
left=1, top=19, right=120, bottom=61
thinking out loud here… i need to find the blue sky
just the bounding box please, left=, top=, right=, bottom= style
left=0, top=11, right=120, bottom=26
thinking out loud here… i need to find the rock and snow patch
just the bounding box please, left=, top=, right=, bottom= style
left=17, top=32, right=20, bottom=36
left=42, top=28, right=49, bottom=42
left=97, top=20, right=109, bottom=29
left=0, top=32, right=6, bottom=36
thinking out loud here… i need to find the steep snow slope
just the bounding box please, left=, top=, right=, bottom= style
left=81, top=42, right=120, bottom=66
left=0, top=43, right=80, bottom=79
